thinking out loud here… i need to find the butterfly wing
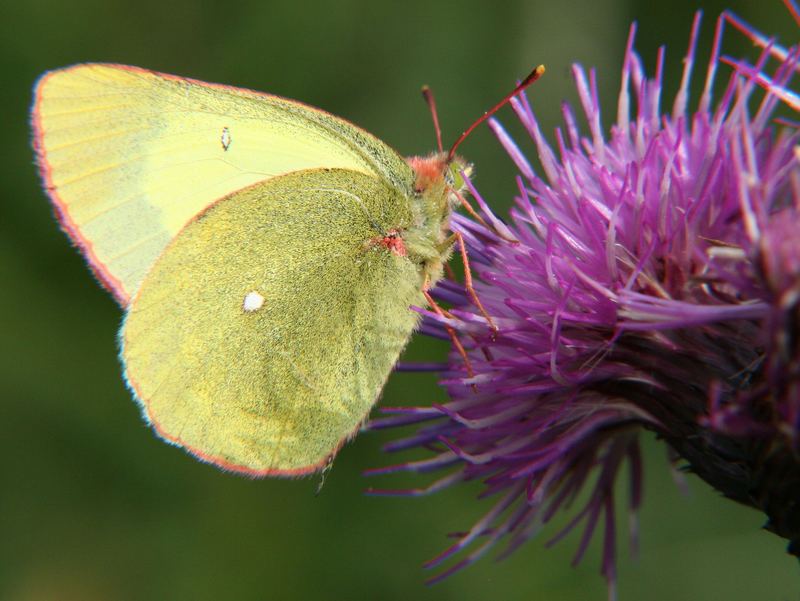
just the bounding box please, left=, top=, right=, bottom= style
left=121, top=169, right=425, bottom=474
left=32, top=63, right=412, bottom=304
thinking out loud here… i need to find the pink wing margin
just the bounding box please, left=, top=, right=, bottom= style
left=31, top=67, right=130, bottom=305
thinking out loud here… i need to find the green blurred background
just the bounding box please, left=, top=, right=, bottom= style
left=3, top=0, right=799, bottom=599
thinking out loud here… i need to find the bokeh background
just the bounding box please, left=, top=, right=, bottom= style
left=3, top=1, right=799, bottom=599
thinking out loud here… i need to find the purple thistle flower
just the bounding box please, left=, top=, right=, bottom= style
left=368, top=10, right=800, bottom=594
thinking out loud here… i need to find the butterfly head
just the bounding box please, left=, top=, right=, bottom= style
left=408, top=64, right=545, bottom=204
left=407, top=153, right=471, bottom=198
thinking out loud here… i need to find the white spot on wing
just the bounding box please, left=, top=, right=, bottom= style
left=243, top=290, right=265, bottom=312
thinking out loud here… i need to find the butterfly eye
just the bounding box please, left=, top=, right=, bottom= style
left=445, top=160, right=470, bottom=192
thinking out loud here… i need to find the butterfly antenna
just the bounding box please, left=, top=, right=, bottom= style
left=421, top=85, right=444, bottom=153
left=447, top=65, right=546, bottom=163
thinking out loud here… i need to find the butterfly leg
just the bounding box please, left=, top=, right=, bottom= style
left=450, top=187, right=519, bottom=244
left=439, top=231, right=499, bottom=337
left=450, top=187, right=492, bottom=232
left=422, top=287, right=475, bottom=381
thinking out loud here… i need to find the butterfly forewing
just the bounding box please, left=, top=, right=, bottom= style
left=33, top=63, right=412, bottom=303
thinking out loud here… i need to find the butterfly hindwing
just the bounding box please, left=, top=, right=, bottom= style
left=121, top=169, right=425, bottom=474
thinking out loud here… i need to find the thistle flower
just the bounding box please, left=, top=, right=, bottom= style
left=367, top=10, right=800, bottom=594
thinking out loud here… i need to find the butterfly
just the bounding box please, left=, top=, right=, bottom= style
left=32, top=63, right=543, bottom=476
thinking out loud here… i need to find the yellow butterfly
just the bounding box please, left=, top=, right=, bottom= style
left=32, top=63, right=542, bottom=476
